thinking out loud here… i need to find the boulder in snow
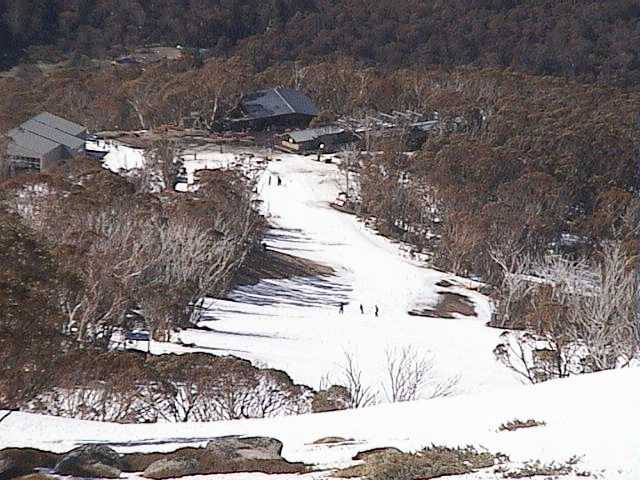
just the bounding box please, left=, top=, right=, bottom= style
left=142, top=458, right=199, bottom=480
left=54, top=444, right=122, bottom=478
left=204, top=436, right=283, bottom=461
left=311, top=436, right=354, bottom=445
left=13, top=474, right=58, bottom=480
left=0, top=448, right=60, bottom=480
left=353, top=447, right=403, bottom=461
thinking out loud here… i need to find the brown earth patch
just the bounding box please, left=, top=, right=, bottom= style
left=408, top=291, right=476, bottom=319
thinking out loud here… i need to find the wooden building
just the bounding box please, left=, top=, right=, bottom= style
left=278, top=126, right=352, bottom=153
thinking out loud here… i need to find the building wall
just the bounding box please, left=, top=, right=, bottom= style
left=40, top=145, right=68, bottom=172
left=281, top=140, right=301, bottom=151
left=232, top=113, right=315, bottom=132
left=8, top=155, right=42, bottom=173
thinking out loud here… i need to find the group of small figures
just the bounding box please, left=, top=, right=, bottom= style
left=268, top=175, right=282, bottom=186
left=338, top=302, right=379, bottom=317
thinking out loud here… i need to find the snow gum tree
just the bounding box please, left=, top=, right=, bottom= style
left=0, top=208, right=66, bottom=419
left=494, top=242, right=640, bottom=382
left=2, top=158, right=261, bottom=348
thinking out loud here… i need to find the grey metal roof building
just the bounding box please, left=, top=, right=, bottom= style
left=285, top=126, right=346, bottom=143
left=32, top=112, right=87, bottom=138
left=20, top=118, right=85, bottom=152
left=5, top=112, right=87, bottom=173
left=7, top=128, right=62, bottom=158
left=241, top=87, right=320, bottom=119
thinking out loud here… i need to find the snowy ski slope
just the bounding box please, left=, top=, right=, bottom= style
left=144, top=150, right=519, bottom=395
left=5, top=143, right=634, bottom=478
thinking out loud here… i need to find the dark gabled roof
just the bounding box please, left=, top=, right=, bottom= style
left=240, top=87, right=319, bottom=120
left=32, top=112, right=86, bottom=137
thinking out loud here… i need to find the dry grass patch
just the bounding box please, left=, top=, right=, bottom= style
left=501, top=457, right=583, bottom=478
left=334, top=445, right=504, bottom=480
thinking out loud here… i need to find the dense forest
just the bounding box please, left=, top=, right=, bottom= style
left=1, top=0, right=640, bottom=86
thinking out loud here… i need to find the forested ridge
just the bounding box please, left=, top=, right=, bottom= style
left=1, top=0, right=640, bottom=86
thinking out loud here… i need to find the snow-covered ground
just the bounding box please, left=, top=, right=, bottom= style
left=3, top=367, right=639, bottom=478
left=117, top=146, right=520, bottom=395
left=88, top=139, right=146, bottom=172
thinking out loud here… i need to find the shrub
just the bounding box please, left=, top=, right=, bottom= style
left=502, top=458, right=582, bottom=478
left=336, top=445, right=504, bottom=480
left=498, top=419, right=546, bottom=432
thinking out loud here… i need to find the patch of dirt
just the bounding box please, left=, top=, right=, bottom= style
left=311, top=437, right=355, bottom=445
left=234, top=246, right=334, bottom=287
left=408, top=291, right=476, bottom=319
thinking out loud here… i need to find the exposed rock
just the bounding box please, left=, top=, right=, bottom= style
left=132, top=437, right=306, bottom=478
left=54, top=444, right=122, bottom=478
left=122, top=448, right=200, bottom=473
left=200, top=437, right=306, bottom=475
left=204, top=436, right=283, bottom=461
left=352, top=447, right=403, bottom=461
left=142, top=458, right=199, bottom=480
left=79, top=463, right=121, bottom=478
left=122, top=453, right=170, bottom=473
left=311, top=437, right=354, bottom=445
left=0, top=448, right=60, bottom=480
left=13, top=474, right=58, bottom=480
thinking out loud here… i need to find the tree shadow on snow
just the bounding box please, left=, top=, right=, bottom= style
left=226, top=276, right=352, bottom=308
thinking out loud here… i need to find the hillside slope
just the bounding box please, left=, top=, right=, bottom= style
left=2, top=367, right=639, bottom=478
left=114, top=148, right=519, bottom=395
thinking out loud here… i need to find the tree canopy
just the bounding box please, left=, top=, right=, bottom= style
left=1, top=0, right=639, bottom=86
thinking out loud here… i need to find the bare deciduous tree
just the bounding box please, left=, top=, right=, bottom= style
left=384, top=346, right=458, bottom=402
left=383, top=346, right=459, bottom=403
left=567, top=242, right=640, bottom=371
left=384, top=346, right=430, bottom=402
left=490, top=244, right=538, bottom=328
left=339, top=352, right=378, bottom=408
left=495, top=242, right=640, bottom=383
left=332, top=348, right=459, bottom=408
